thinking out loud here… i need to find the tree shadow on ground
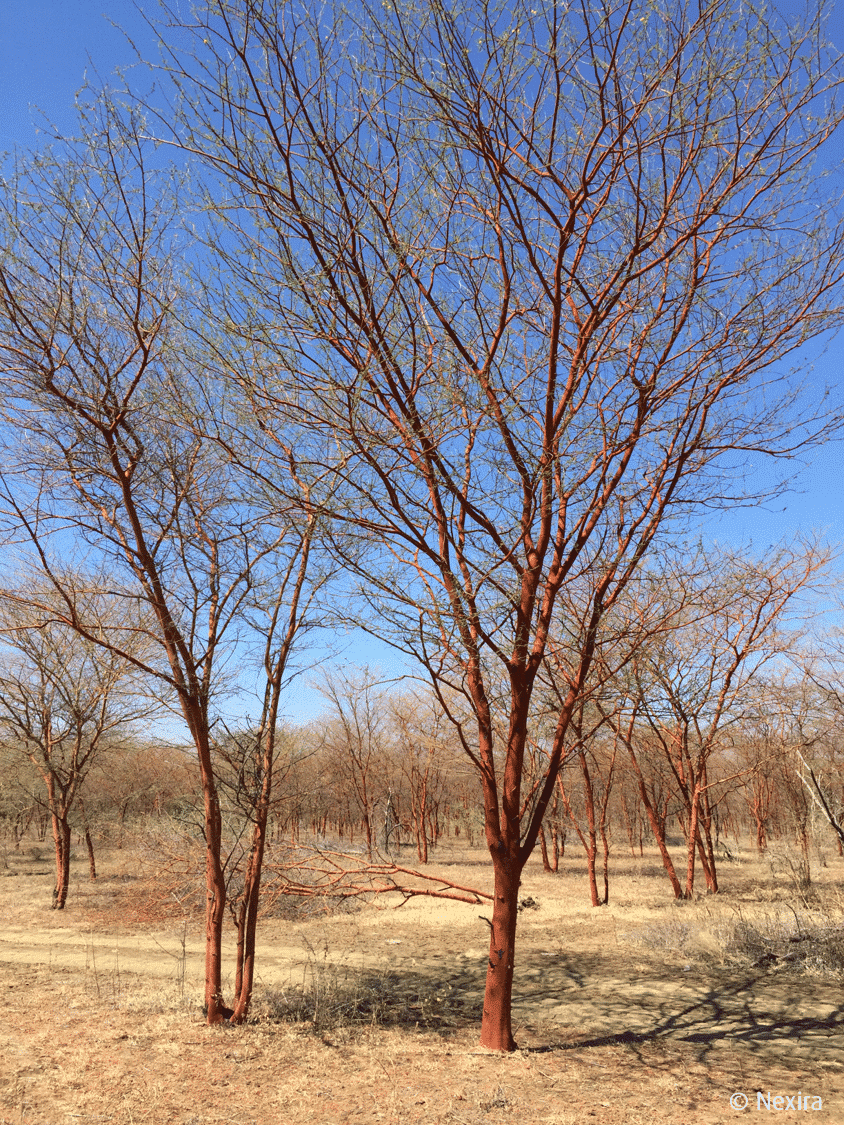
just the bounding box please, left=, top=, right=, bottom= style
left=259, top=944, right=844, bottom=1069
left=512, top=946, right=844, bottom=1064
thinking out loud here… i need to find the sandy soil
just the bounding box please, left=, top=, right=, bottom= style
left=1, top=834, right=843, bottom=1125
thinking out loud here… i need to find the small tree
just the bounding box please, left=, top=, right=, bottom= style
left=0, top=586, right=151, bottom=908
left=555, top=707, right=618, bottom=906
left=317, top=667, right=393, bottom=859
left=390, top=691, right=453, bottom=863
left=607, top=543, right=829, bottom=897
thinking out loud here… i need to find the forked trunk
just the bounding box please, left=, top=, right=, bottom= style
left=195, top=732, right=228, bottom=1024
left=685, top=783, right=703, bottom=898
left=480, top=853, right=521, bottom=1051
left=46, top=772, right=72, bottom=911
left=230, top=830, right=265, bottom=1023
left=231, top=659, right=287, bottom=1025
left=699, top=799, right=718, bottom=893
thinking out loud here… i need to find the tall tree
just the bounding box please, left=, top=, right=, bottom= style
left=0, top=109, right=322, bottom=1022
left=142, top=0, right=844, bottom=1049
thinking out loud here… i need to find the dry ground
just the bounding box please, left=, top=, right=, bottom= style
left=1, top=832, right=843, bottom=1125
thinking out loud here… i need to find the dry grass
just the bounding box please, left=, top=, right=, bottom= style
left=2, top=831, right=844, bottom=1124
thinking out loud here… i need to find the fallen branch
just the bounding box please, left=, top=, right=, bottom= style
left=264, top=846, right=494, bottom=906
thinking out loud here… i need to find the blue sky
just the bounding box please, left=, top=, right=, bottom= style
left=1, top=0, right=843, bottom=728
left=0, top=1, right=149, bottom=148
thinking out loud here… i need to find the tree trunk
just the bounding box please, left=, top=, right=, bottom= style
left=639, top=780, right=683, bottom=899
left=51, top=813, right=71, bottom=911
left=696, top=829, right=716, bottom=893
left=600, top=822, right=610, bottom=906
left=230, top=823, right=266, bottom=1024
left=585, top=841, right=600, bottom=906
left=557, top=771, right=601, bottom=905
left=698, top=806, right=718, bottom=893
left=698, top=772, right=718, bottom=893
left=193, top=722, right=228, bottom=1025
left=203, top=818, right=227, bottom=1023
left=684, top=784, right=702, bottom=898
left=480, top=852, right=520, bottom=1051
left=538, top=824, right=552, bottom=872
left=598, top=755, right=615, bottom=906
left=579, top=750, right=602, bottom=906
left=230, top=731, right=274, bottom=1024
left=84, top=826, right=97, bottom=882
left=45, top=772, right=72, bottom=911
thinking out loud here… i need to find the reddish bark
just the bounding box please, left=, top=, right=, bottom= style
left=538, top=824, right=552, bottom=872
left=131, top=0, right=844, bottom=1056
left=50, top=810, right=71, bottom=911
left=480, top=854, right=520, bottom=1051
left=623, top=738, right=684, bottom=899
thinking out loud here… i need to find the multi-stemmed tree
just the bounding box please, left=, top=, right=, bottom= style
left=1, top=0, right=842, bottom=1050
left=0, top=111, right=323, bottom=1022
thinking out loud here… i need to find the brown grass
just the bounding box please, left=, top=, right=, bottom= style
left=1, top=831, right=844, bottom=1124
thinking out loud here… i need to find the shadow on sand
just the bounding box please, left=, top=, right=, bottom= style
left=270, top=944, right=844, bottom=1067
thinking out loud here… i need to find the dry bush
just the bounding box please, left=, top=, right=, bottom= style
left=627, top=916, right=698, bottom=957
left=251, top=940, right=468, bottom=1035
left=766, top=844, right=813, bottom=897
left=715, top=908, right=844, bottom=977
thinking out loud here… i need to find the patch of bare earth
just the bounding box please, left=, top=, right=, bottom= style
left=1, top=836, right=843, bottom=1124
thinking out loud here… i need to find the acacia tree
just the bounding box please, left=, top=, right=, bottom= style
left=390, top=691, right=454, bottom=862
left=317, top=667, right=394, bottom=858
left=0, top=587, right=150, bottom=908
left=607, top=543, right=829, bottom=897
left=773, top=659, right=844, bottom=855
left=0, top=112, right=323, bottom=1023
left=555, top=709, right=618, bottom=906
left=735, top=728, right=779, bottom=853
left=139, top=0, right=844, bottom=1049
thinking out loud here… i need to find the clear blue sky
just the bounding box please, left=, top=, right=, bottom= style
left=1, top=0, right=843, bottom=728
left=0, top=1, right=150, bottom=148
